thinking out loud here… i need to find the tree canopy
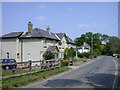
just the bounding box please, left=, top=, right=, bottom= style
left=74, top=32, right=120, bottom=56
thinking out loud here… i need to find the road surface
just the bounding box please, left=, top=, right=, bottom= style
left=25, top=56, right=118, bottom=88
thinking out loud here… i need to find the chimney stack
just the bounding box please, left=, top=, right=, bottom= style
left=28, top=21, right=33, bottom=35
left=46, top=26, right=50, bottom=33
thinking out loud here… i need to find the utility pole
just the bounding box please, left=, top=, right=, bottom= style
left=91, top=34, right=93, bottom=59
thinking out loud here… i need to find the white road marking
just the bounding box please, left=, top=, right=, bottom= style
left=112, top=57, right=118, bottom=89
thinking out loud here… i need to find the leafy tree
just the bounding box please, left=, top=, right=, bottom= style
left=74, top=32, right=120, bottom=56
left=74, top=32, right=110, bottom=56
left=101, top=34, right=109, bottom=43
left=103, top=36, right=120, bottom=55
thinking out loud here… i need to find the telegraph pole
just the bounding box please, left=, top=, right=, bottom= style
left=91, top=34, right=93, bottom=59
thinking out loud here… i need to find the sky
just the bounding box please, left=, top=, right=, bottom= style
left=2, top=2, right=118, bottom=40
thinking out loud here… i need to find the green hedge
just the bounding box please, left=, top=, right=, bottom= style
left=60, top=60, right=68, bottom=67
left=43, top=51, right=54, bottom=60
left=78, top=52, right=91, bottom=58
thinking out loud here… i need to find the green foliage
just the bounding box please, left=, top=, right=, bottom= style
left=93, top=49, right=100, bottom=57
left=64, top=47, right=75, bottom=59
left=72, top=57, right=87, bottom=62
left=43, top=51, right=54, bottom=60
left=103, top=36, right=120, bottom=55
left=77, top=52, right=91, bottom=58
left=74, top=32, right=120, bottom=56
left=60, top=60, right=68, bottom=67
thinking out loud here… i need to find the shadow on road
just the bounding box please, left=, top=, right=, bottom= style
left=43, top=79, right=83, bottom=88
left=85, top=73, right=117, bottom=88
left=43, top=73, right=118, bottom=88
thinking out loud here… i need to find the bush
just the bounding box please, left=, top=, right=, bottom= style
left=61, top=60, right=68, bottom=67
left=64, top=47, right=76, bottom=59
left=78, top=52, right=90, bottom=58
left=43, top=51, right=54, bottom=60
left=73, top=57, right=79, bottom=62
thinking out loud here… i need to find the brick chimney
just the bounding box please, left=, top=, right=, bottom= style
left=28, top=21, right=33, bottom=35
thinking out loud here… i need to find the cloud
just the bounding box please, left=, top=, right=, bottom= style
left=66, top=7, right=73, bottom=10
left=35, top=16, right=45, bottom=20
left=77, top=23, right=97, bottom=29
left=39, top=4, right=48, bottom=8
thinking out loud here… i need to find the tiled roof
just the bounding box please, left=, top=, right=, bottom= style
left=1, top=32, right=23, bottom=38
left=46, top=46, right=59, bottom=52
left=1, top=28, right=75, bottom=44
left=56, top=33, right=75, bottom=44
left=55, top=33, right=65, bottom=40
left=77, top=44, right=90, bottom=49
left=20, top=28, right=59, bottom=41
left=67, top=37, right=75, bottom=44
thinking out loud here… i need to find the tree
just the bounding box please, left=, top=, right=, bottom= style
left=75, top=32, right=102, bottom=55
left=104, top=36, right=120, bottom=55
left=75, top=32, right=120, bottom=56
left=101, top=34, right=109, bottom=43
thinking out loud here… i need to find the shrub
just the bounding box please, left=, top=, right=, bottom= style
left=64, top=47, right=76, bottom=59
left=78, top=52, right=90, bottom=58
left=61, top=60, right=68, bottom=67
left=73, top=57, right=79, bottom=62
left=43, top=51, right=54, bottom=60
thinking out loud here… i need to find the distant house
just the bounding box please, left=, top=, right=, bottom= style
left=0, top=22, right=76, bottom=64
left=77, top=42, right=90, bottom=53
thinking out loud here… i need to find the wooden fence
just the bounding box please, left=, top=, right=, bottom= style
left=0, top=59, right=61, bottom=79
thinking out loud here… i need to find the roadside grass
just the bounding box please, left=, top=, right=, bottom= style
left=2, top=66, right=70, bottom=88
left=2, top=68, right=39, bottom=76
left=72, top=57, right=97, bottom=66
left=73, top=57, right=88, bottom=62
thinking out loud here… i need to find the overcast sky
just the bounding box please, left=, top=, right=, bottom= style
left=2, top=2, right=118, bottom=40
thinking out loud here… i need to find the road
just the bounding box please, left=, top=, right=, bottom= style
left=25, top=56, right=118, bottom=88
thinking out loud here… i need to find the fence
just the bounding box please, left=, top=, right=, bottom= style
left=0, top=59, right=60, bottom=79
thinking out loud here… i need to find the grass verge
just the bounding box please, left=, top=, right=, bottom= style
left=1, top=66, right=70, bottom=88
left=2, top=67, right=39, bottom=76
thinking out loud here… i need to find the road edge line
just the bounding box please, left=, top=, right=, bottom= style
left=112, top=57, right=118, bottom=89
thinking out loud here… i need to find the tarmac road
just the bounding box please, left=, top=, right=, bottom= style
left=25, top=56, right=118, bottom=88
